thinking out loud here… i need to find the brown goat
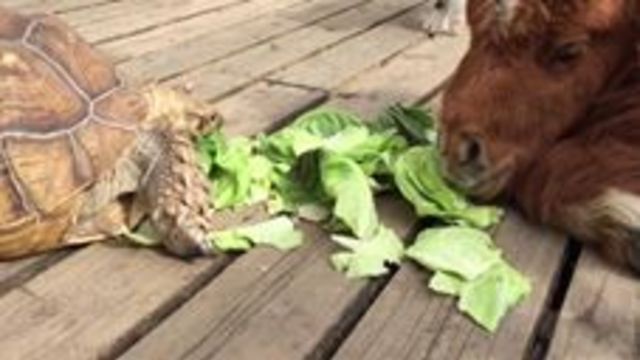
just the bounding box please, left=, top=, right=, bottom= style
left=439, top=0, right=640, bottom=272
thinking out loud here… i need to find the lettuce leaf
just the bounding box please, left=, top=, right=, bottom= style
left=428, top=271, right=465, bottom=296
left=321, top=152, right=378, bottom=239
left=393, top=146, right=503, bottom=228
left=211, top=216, right=304, bottom=252
left=406, top=227, right=501, bottom=280
left=197, top=132, right=271, bottom=210
left=407, top=226, right=530, bottom=332
left=331, top=225, right=404, bottom=278
left=374, top=103, right=437, bottom=145
left=458, top=262, right=531, bottom=332
left=198, top=104, right=529, bottom=333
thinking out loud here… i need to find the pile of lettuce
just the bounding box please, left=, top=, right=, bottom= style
left=197, top=105, right=531, bottom=333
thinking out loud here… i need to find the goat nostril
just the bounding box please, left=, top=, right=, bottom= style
left=458, top=136, right=484, bottom=167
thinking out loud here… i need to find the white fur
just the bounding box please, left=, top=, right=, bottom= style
left=422, top=0, right=467, bottom=35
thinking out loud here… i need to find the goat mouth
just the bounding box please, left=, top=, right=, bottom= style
left=445, top=158, right=515, bottom=201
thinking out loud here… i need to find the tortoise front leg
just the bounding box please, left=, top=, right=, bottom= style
left=138, top=128, right=216, bottom=257
left=135, top=86, right=223, bottom=257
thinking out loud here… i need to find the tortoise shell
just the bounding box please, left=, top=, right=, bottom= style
left=0, top=6, right=148, bottom=257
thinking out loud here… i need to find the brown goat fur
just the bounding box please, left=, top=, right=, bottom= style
left=439, top=0, right=640, bottom=272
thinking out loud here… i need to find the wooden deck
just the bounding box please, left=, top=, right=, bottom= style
left=1, top=1, right=638, bottom=359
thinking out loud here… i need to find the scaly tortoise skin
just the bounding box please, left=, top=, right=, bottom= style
left=0, top=6, right=221, bottom=258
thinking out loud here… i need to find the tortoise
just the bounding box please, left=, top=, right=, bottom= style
left=0, top=6, right=222, bottom=258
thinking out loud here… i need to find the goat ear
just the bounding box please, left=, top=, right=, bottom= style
left=584, top=0, right=626, bottom=30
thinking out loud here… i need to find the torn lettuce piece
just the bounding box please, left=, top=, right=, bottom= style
left=261, top=107, right=407, bottom=175
left=338, top=129, right=409, bottom=177
left=197, top=132, right=220, bottom=174
left=121, top=221, right=162, bottom=248
left=448, top=206, right=504, bottom=230
left=239, top=216, right=304, bottom=250
left=458, top=261, right=532, bottom=332
left=259, top=106, right=408, bottom=223
left=296, top=203, right=332, bottom=222
left=210, top=216, right=304, bottom=252
left=393, top=146, right=503, bottom=228
left=374, top=103, right=437, bottom=145
left=406, top=227, right=502, bottom=280
left=213, top=231, right=253, bottom=252
left=331, top=225, right=404, bottom=279
left=408, top=226, right=531, bottom=332
left=321, top=152, right=378, bottom=239
left=246, top=154, right=274, bottom=205
left=259, top=108, right=364, bottom=163
left=394, top=146, right=466, bottom=213
left=197, top=132, right=261, bottom=209
left=291, top=107, right=363, bottom=137
left=429, top=271, right=465, bottom=296
left=269, top=155, right=328, bottom=215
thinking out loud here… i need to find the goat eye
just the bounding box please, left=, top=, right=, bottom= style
left=551, top=42, right=584, bottom=65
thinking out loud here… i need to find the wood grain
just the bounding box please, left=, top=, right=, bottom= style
left=548, top=251, right=640, bottom=360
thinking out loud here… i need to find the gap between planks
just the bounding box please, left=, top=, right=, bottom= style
left=547, top=244, right=640, bottom=360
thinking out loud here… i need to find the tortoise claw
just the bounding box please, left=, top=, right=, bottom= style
left=163, top=234, right=211, bottom=259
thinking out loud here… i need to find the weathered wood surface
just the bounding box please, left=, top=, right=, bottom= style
left=4, top=0, right=111, bottom=14
left=0, top=1, right=631, bottom=359
left=334, top=212, right=568, bottom=360
left=548, top=251, right=640, bottom=360
left=121, top=197, right=415, bottom=360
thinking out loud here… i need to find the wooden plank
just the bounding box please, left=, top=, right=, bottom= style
left=269, top=4, right=427, bottom=90
left=6, top=0, right=112, bottom=14
left=63, top=0, right=243, bottom=44
left=334, top=212, right=568, bottom=359
left=212, top=0, right=425, bottom=79
left=215, top=82, right=328, bottom=136
left=0, top=253, right=67, bottom=295
left=548, top=251, right=640, bottom=360
left=100, top=0, right=309, bottom=63
left=335, top=262, right=456, bottom=359
left=164, top=71, right=253, bottom=103
left=0, top=82, right=325, bottom=360
left=119, top=197, right=416, bottom=360
left=162, top=0, right=425, bottom=104
left=0, top=245, right=218, bottom=360
left=119, top=34, right=468, bottom=360
left=117, top=0, right=373, bottom=84
left=331, top=33, right=470, bottom=117
left=56, top=0, right=151, bottom=26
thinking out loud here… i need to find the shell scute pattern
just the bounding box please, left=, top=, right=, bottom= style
left=0, top=6, right=146, bottom=245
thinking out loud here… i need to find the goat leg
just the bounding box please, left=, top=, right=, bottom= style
left=514, top=131, right=640, bottom=274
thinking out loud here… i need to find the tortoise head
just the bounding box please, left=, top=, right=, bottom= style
left=142, top=86, right=223, bottom=137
